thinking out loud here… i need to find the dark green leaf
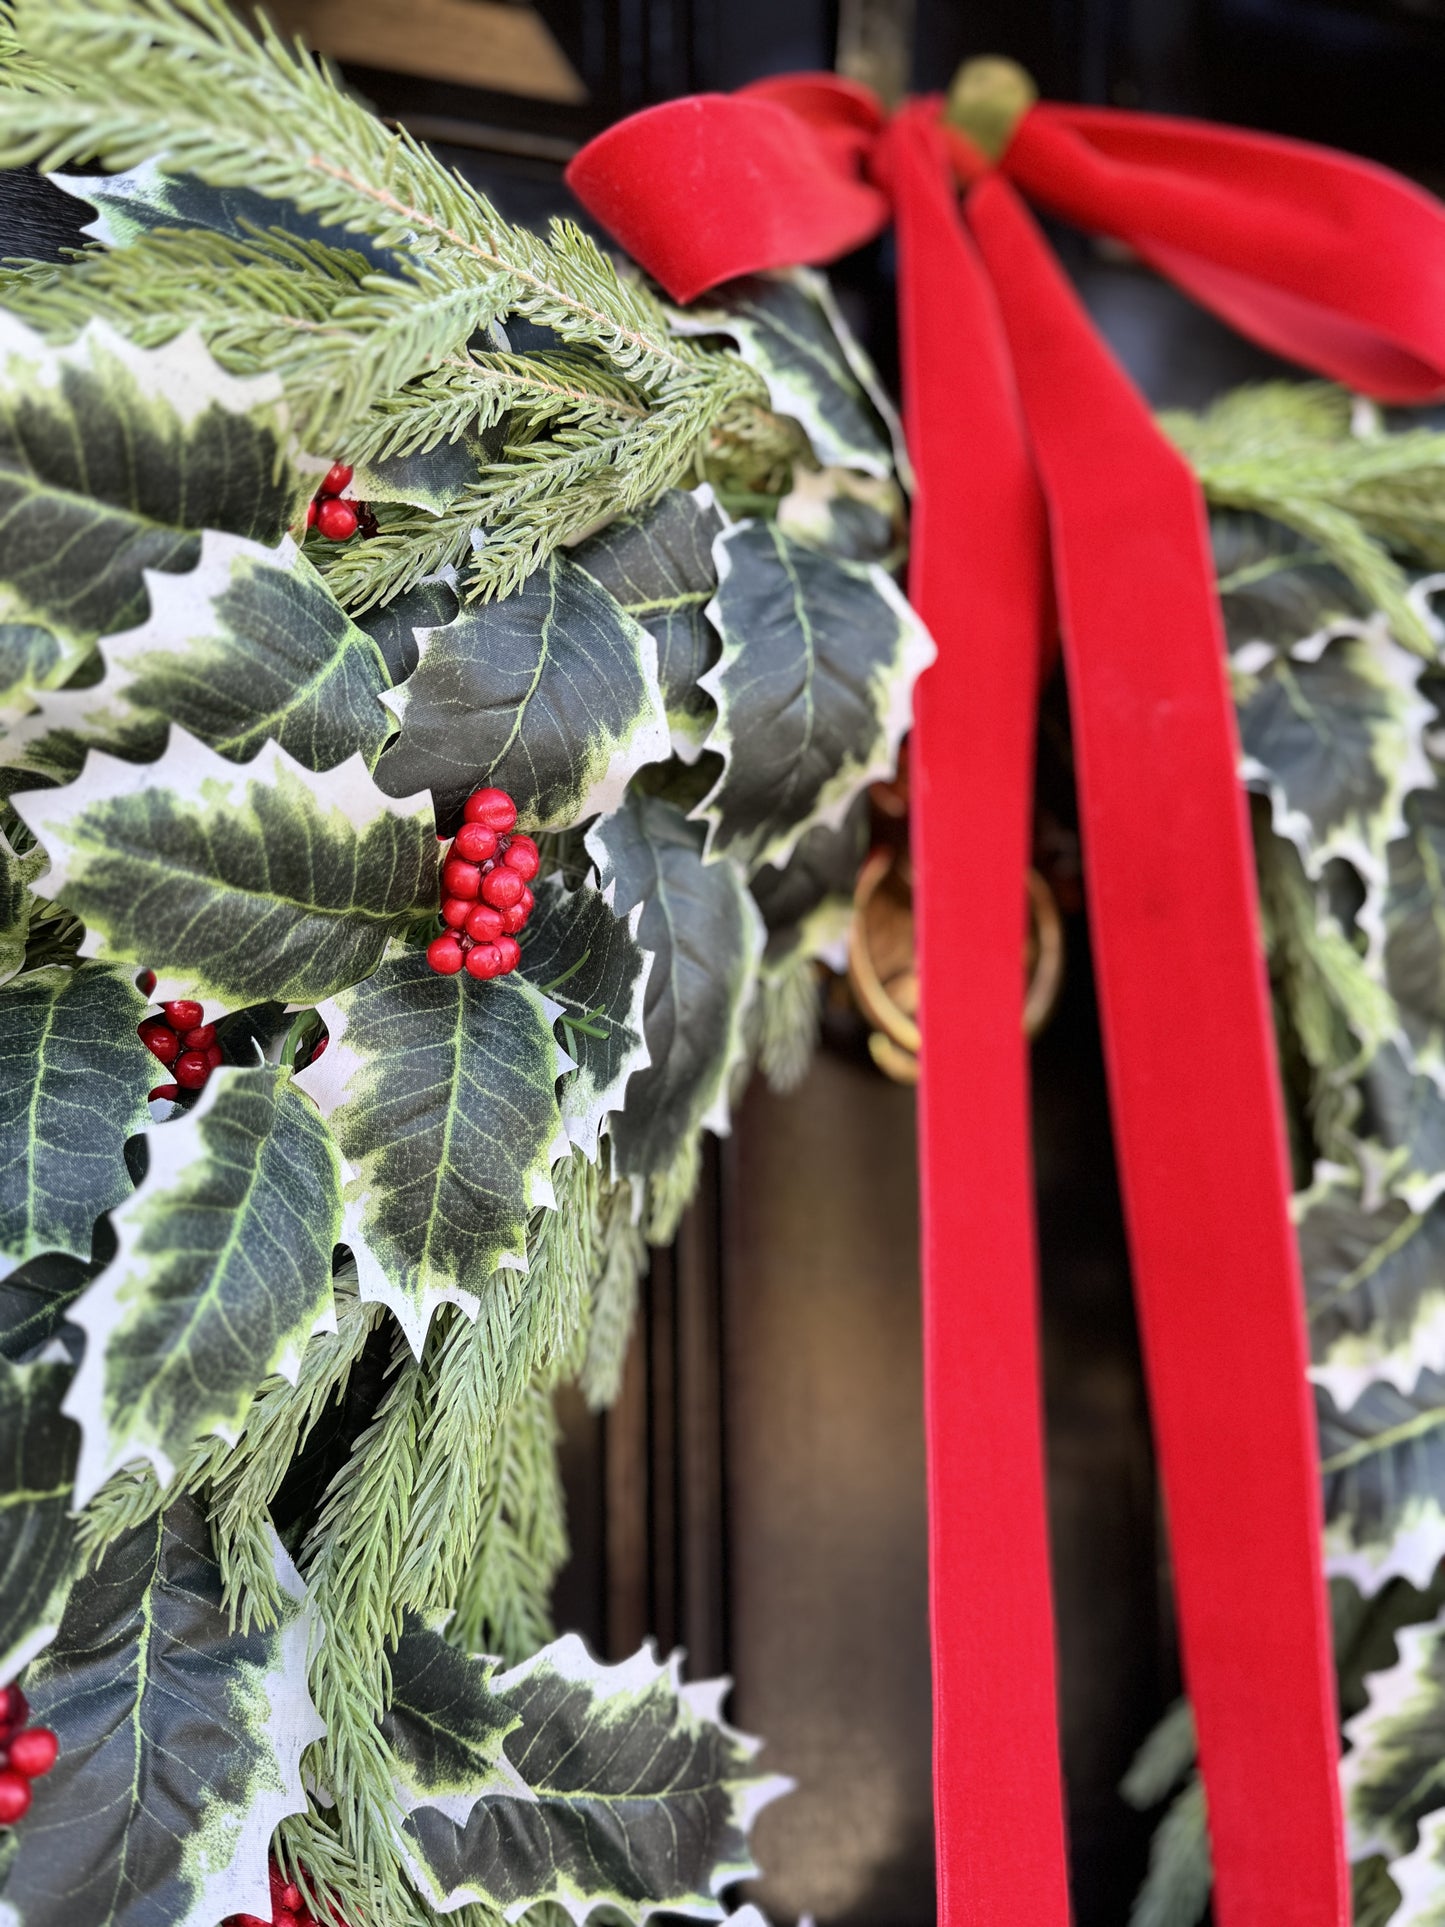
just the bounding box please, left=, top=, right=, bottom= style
left=0, top=964, right=153, bottom=1270
left=354, top=575, right=459, bottom=684
left=1214, top=510, right=1371, bottom=654
left=1384, top=790, right=1445, bottom=1056
left=696, top=521, right=932, bottom=868
left=383, top=1619, right=789, bottom=1920
left=0, top=1252, right=95, bottom=1365
left=573, top=488, right=723, bottom=757
left=297, top=950, right=568, bottom=1353
left=587, top=796, right=760, bottom=1180
left=1320, top=1370, right=1445, bottom=1592
left=0, top=826, right=42, bottom=984
left=0, top=1494, right=322, bottom=1927
left=374, top=551, right=668, bottom=832
left=63, top=1066, right=342, bottom=1505
left=1357, top=1041, right=1445, bottom=1211
left=348, top=423, right=500, bottom=516
left=1344, top=1608, right=1445, bottom=1869
left=749, top=798, right=868, bottom=966
left=520, top=874, right=650, bottom=1159
left=0, top=1355, right=78, bottom=1683
left=11, top=730, right=438, bottom=1010
left=776, top=467, right=903, bottom=565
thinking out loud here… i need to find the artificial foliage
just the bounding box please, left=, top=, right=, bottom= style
left=3, top=8, right=1445, bottom=1927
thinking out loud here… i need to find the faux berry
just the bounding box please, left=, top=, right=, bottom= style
left=136, top=969, right=157, bottom=997
left=464, top=941, right=506, bottom=979
left=464, top=902, right=504, bottom=943
left=463, top=787, right=517, bottom=833
left=174, top=1050, right=211, bottom=1091
left=321, top=462, right=354, bottom=495
left=162, top=1000, right=204, bottom=1031
left=182, top=1023, right=217, bottom=1050
left=305, top=498, right=318, bottom=529
left=0, top=1769, right=30, bottom=1826
left=138, top=1019, right=180, bottom=1064
left=0, top=1687, right=29, bottom=1737
left=205, top=1044, right=225, bottom=1069
left=439, top=895, right=472, bottom=929
left=501, top=903, right=527, bottom=934
left=316, top=498, right=358, bottom=542
left=502, top=835, right=539, bottom=880
left=311, top=1034, right=329, bottom=1061
left=494, top=934, right=522, bottom=974
left=519, top=885, right=534, bottom=914
left=480, top=865, right=523, bottom=911
left=7, top=1728, right=57, bottom=1780
left=149, top=1083, right=181, bottom=1103
left=427, top=934, right=465, bottom=975
left=441, top=858, right=483, bottom=900
left=452, top=821, right=499, bottom=864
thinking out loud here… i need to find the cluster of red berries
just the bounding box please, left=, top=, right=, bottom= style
left=425, top=787, right=539, bottom=981
left=0, top=1688, right=58, bottom=1826
left=223, top=1858, right=346, bottom=1927
left=303, top=462, right=376, bottom=544
left=135, top=971, right=225, bottom=1102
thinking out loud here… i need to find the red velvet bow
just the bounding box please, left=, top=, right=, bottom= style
left=569, top=75, right=1445, bottom=1927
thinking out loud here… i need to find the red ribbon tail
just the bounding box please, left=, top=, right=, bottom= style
left=889, top=116, right=1072, bottom=1927
left=966, top=173, right=1349, bottom=1927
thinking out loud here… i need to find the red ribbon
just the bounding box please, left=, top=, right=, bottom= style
left=568, top=80, right=1445, bottom=1927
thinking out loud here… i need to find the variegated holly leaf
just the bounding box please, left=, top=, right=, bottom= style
left=750, top=798, right=868, bottom=968
left=671, top=268, right=901, bottom=479
left=383, top=1620, right=790, bottom=1922
left=1235, top=620, right=1433, bottom=912
left=520, top=874, right=651, bottom=1161
left=1383, top=1806, right=1445, bottom=1926
left=0, top=964, right=153, bottom=1272
left=295, top=950, right=570, bottom=1354
left=1357, top=1041, right=1445, bottom=1212
left=0, top=312, right=294, bottom=715
left=0, top=1494, right=323, bottom=1927
left=694, top=521, right=933, bottom=870
left=1385, top=790, right=1445, bottom=1055
left=62, top=1066, right=342, bottom=1506
left=1344, top=1609, right=1445, bottom=1870
left=586, top=796, right=761, bottom=1180
left=1320, top=1371, right=1445, bottom=1593
left=776, top=467, right=903, bottom=566
left=354, top=575, right=459, bottom=684
left=375, top=552, right=668, bottom=833
left=573, top=488, right=723, bottom=760
left=0, top=825, right=42, bottom=983
left=1214, top=510, right=1372, bottom=654
left=3, top=530, right=395, bottom=786
left=11, top=730, right=438, bottom=1014
left=1297, top=1169, right=1445, bottom=1407
left=0, top=1253, right=95, bottom=1365
left=0, top=1355, right=79, bottom=1685
left=347, top=423, right=500, bottom=516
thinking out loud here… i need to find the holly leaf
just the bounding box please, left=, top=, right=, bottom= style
left=383, top=1620, right=790, bottom=1922
left=1214, top=510, right=1372, bottom=654
left=0, top=964, right=153, bottom=1272
left=573, top=488, right=723, bottom=760
left=586, top=796, right=761, bottom=1180
left=1379, top=1806, right=1445, bottom=1926
left=295, top=950, right=570, bottom=1355
left=671, top=268, right=901, bottom=479
left=520, top=874, right=651, bottom=1161
left=1344, top=1609, right=1445, bottom=1872
left=1234, top=621, right=1433, bottom=915
left=749, top=798, right=868, bottom=968
left=1320, top=1371, right=1445, bottom=1593
left=0, top=1494, right=323, bottom=1927
left=694, top=521, right=933, bottom=869
left=1357, top=1041, right=1445, bottom=1212
left=62, top=1066, right=342, bottom=1506
left=354, top=575, right=459, bottom=684
left=0, top=826, right=43, bottom=984
left=0, top=1253, right=95, bottom=1365
left=0, top=312, right=294, bottom=713
left=1297, top=1169, right=1445, bottom=1408
left=10, top=730, right=438, bottom=1013
left=348, top=424, right=499, bottom=516
left=1384, top=790, right=1445, bottom=1056
left=776, top=467, right=903, bottom=566
left=0, top=1355, right=79, bottom=1686
left=374, top=551, right=668, bottom=833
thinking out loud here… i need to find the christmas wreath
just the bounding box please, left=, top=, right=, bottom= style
left=4, top=7, right=1445, bottom=1927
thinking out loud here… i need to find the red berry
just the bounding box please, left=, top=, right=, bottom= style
left=451, top=821, right=499, bottom=864
left=441, top=858, right=483, bottom=899
left=162, top=1000, right=204, bottom=1031
left=427, top=934, right=465, bottom=975
left=480, top=866, right=523, bottom=911
left=494, top=934, right=522, bottom=974
left=316, top=498, right=358, bottom=542
left=205, top=1044, right=225, bottom=1069
left=149, top=1084, right=181, bottom=1103
left=311, top=1034, right=329, bottom=1061
left=138, top=1020, right=180, bottom=1064
left=501, top=903, right=527, bottom=934
left=464, top=902, right=504, bottom=943
left=321, top=462, right=354, bottom=496
left=136, top=969, right=157, bottom=996
left=464, top=942, right=506, bottom=979
left=281, top=1885, right=303, bottom=1913
left=305, top=498, right=318, bottom=529
left=181, top=1023, right=217, bottom=1050
left=502, top=836, right=539, bottom=881
left=8, top=1729, right=57, bottom=1780
left=463, top=787, right=517, bottom=834
left=174, top=1050, right=210, bottom=1091
left=0, top=1769, right=29, bottom=1825
left=0, top=1687, right=29, bottom=1737
left=440, top=896, right=473, bottom=928
left=519, top=885, right=534, bottom=914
